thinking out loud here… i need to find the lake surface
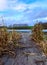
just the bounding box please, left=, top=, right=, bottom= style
left=8, top=29, right=32, bottom=33
left=43, top=30, right=47, bottom=32
left=8, top=29, right=47, bottom=33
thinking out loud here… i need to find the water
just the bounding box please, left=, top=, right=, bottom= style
left=8, top=29, right=47, bottom=33
left=8, top=29, right=32, bottom=33
left=43, top=30, right=47, bottom=32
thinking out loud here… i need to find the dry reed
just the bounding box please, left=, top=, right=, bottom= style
left=0, top=27, right=22, bottom=57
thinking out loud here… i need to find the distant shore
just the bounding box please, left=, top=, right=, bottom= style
left=0, top=26, right=33, bottom=29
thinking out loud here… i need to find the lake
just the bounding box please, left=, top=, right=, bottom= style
left=8, top=29, right=47, bottom=33
left=43, top=30, right=47, bottom=32
left=8, top=29, right=32, bottom=33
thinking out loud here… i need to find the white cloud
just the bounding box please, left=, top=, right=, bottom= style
left=0, top=0, right=18, bottom=11
left=9, top=1, right=47, bottom=13
left=3, top=15, right=23, bottom=21
left=13, top=3, right=27, bottom=12
left=0, top=0, right=47, bottom=12
left=0, top=0, right=47, bottom=25
left=0, top=0, right=7, bottom=11
left=33, top=17, right=47, bottom=22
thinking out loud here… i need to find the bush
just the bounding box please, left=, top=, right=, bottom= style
left=39, top=41, right=47, bottom=56
left=0, top=27, right=21, bottom=57
left=31, top=23, right=44, bottom=43
left=31, top=23, right=47, bottom=56
left=9, top=30, right=22, bottom=45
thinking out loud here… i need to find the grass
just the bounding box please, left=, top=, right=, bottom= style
left=0, top=24, right=47, bottom=57
left=31, top=23, right=47, bottom=56
left=0, top=27, right=22, bottom=57
left=44, top=35, right=47, bottom=40
left=31, top=23, right=44, bottom=43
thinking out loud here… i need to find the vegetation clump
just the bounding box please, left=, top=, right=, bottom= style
left=31, top=23, right=44, bottom=43
left=39, top=41, right=47, bottom=56
left=11, top=30, right=21, bottom=44
left=0, top=27, right=21, bottom=57
left=31, top=22, right=47, bottom=56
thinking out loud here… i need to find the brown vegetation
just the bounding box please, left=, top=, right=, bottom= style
left=41, top=22, right=47, bottom=29
left=31, top=23, right=44, bottom=43
left=0, top=27, right=22, bottom=57
left=31, top=23, right=47, bottom=56
left=40, top=41, right=47, bottom=56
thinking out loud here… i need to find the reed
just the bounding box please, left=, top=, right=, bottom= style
left=0, top=27, right=21, bottom=57
left=11, top=30, right=21, bottom=44
left=39, top=41, right=47, bottom=56
left=31, top=23, right=47, bottom=56
left=31, top=23, right=44, bottom=43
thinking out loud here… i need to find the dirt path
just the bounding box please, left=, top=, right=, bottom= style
left=1, top=33, right=46, bottom=65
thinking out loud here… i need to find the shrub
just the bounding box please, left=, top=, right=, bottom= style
left=39, top=41, right=47, bottom=56
left=9, top=30, right=22, bottom=45
left=31, top=23, right=44, bottom=43
left=0, top=27, right=21, bottom=57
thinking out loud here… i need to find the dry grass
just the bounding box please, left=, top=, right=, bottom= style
left=39, top=41, right=47, bottom=56
left=0, top=27, right=22, bottom=57
left=10, top=30, right=22, bottom=44
left=31, top=23, right=47, bottom=56
left=31, top=23, right=44, bottom=43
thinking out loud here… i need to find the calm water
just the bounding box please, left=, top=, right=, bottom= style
left=8, top=29, right=47, bottom=32
left=43, top=30, right=47, bottom=32
left=8, top=29, right=47, bottom=33
left=8, top=29, right=31, bottom=33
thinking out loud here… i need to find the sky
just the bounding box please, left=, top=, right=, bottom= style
left=0, top=0, right=47, bottom=26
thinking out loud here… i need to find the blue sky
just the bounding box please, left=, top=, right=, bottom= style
left=0, top=0, right=47, bottom=26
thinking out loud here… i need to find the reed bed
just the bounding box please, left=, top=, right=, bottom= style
left=31, top=23, right=47, bottom=56
left=31, top=23, right=44, bottom=43
left=0, top=27, right=22, bottom=57
left=38, top=41, right=47, bottom=56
